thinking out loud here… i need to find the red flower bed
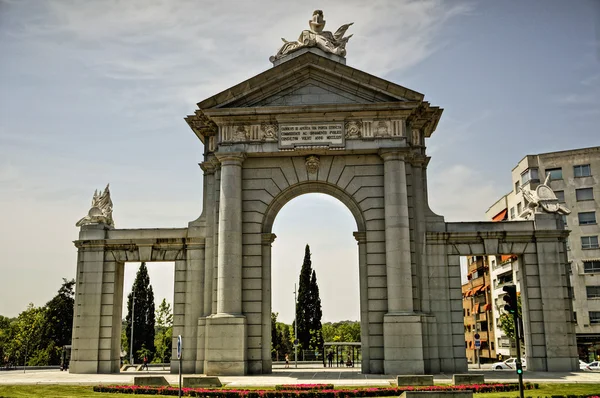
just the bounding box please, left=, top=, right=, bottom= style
left=275, top=384, right=334, bottom=390
left=93, top=382, right=538, bottom=397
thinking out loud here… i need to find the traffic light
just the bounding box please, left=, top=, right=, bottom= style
left=503, top=284, right=518, bottom=314
left=515, top=360, right=523, bottom=375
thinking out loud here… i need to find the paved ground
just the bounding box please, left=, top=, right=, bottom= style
left=1, top=364, right=600, bottom=387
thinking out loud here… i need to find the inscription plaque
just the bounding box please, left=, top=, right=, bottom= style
left=279, top=123, right=344, bottom=148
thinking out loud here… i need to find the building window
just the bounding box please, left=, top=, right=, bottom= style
left=590, top=311, right=600, bottom=324
left=515, top=181, right=520, bottom=193
left=491, top=342, right=495, bottom=350
left=574, top=312, right=577, bottom=323
left=566, top=239, right=571, bottom=251
left=555, top=190, right=565, bottom=203
left=521, top=168, right=539, bottom=185
left=576, top=188, right=594, bottom=201
left=584, top=260, right=600, bottom=273
left=581, top=236, right=599, bottom=249
left=562, top=214, right=568, bottom=226
left=574, top=164, right=592, bottom=178
left=517, top=202, right=522, bottom=215
left=586, top=286, right=600, bottom=299
left=579, top=212, right=597, bottom=225
left=510, top=207, right=515, bottom=219
left=546, top=167, right=563, bottom=180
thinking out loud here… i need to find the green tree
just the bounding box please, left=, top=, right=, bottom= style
left=153, top=299, right=173, bottom=364
left=124, top=262, right=156, bottom=363
left=42, top=279, right=75, bottom=364
left=322, top=321, right=361, bottom=343
left=8, top=304, right=47, bottom=366
left=308, top=270, right=323, bottom=350
left=278, top=323, right=293, bottom=359
left=271, top=312, right=282, bottom=360
left=295, top=244, right=323, bottom=351
left=499, top=295, right=523, bottom=346
left=296, top=245, right=313, bottom=350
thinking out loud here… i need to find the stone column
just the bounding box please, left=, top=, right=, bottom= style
left=380, top=150, right=413, bottom=312
left=519, top=213, right=578, bottom=372
left=380, top=149, right=424, bottom=375
left=70, top=223, right=124, bottom=374
left=205, top=152, right=247, bottom=375
left=353, top=231, right=370, bottom=373
left=261, top=233, right=276, bottom=374
left=216, top=152, right=245, bottom=315
left=201, top=161, right=216, bottom=317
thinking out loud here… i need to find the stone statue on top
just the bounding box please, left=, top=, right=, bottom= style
left=270, top=10, right=353, bottom=62
left=76, top=184, right=114, bottom=227
left=518, top=175, right=570, bottom=220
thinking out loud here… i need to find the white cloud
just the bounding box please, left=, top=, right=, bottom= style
left=428, top=164, right=503, bottom=222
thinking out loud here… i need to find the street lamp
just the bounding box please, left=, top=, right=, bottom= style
left=294, top=283, right=298, bottom=368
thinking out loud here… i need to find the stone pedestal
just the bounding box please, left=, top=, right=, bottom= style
left=383, top=313, right=425, bottom=374
left=203, top=315, right=247, bottom=375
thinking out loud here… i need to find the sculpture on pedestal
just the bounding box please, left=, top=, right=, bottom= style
left=76, top=184, right=114, bottom=227
left=270, top=10, right=353, bottom=62
left=518, top=175, right=570, bottom=219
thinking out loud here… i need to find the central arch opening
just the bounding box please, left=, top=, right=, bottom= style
left=270, top=192, right=362, bottom=369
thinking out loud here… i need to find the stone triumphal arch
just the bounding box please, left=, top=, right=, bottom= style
left=70, top=12, right=578, bottom=375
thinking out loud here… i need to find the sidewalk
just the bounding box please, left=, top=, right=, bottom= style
left=1, top=365, right=599, bottom=387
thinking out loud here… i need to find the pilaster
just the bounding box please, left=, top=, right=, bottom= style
left=353, top=231, right=370, bottom=373
left=260, top=233, right=277, bottom=374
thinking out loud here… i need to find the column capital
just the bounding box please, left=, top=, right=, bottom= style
left=379, top=149, right=408, bottom=162
left=261, top=233, right=277, bottom=246
left=215, top=152, right=246, bottom=166
left=408, top=154, right=428, bottom=167
left=200, top=161, right=216, bottom=174
left=353, top=231, right=367, bottom=244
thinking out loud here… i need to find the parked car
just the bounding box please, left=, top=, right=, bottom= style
left=492, top=357, right=527, bottom=370
left=580, top=360, right=591, bottom=371
left=587, top=361, right=600, bottom=371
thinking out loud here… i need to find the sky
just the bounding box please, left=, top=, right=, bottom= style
left=1, top=0, right=599, bottom=323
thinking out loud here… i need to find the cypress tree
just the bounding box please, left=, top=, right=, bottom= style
left=124, top=262, right=155, bottom=363
left=295, top=245, right=323, bottom=351
left=296, top=244, right=313, bottom=349
left=309, top=270, right=323, bottom=350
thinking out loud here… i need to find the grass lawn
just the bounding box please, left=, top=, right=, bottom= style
left=0, top=385, right=157, bottom=398
left=0, top=383, right=598, bottom=397
left=472, top=383, right=600, bottom=397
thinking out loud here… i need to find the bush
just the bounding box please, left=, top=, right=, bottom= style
left=275, top=384, right=334, bottom=391
left=93, top=382, right=538, bottom=397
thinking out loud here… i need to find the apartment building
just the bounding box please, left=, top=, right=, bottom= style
left=462, top=255, right=496, bottom=364
left=485, top=146, right=600, bottom=361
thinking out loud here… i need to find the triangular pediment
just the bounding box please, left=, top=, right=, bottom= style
left=256, top=80, right=364, bottom=106
left=195, top=52, right=424, bottom=110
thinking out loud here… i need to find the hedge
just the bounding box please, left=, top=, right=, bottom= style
left=93, top=382, right=538, bottom=397
left=274, top=384, right=334, bottom=391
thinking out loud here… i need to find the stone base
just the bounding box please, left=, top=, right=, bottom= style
left=271, top=47, right=346, bottom=66
left=182, top=376, right=222, bottom=387
left=383, top=313, right=425, bottom=374
left=134, top=376, right=170, bottom=386
left=452, top=374, right=484, bottom=385
left=203, top=314, right=247, bottom=375
left=400, top=392, right=473, bottom=398
left=397, top=375, right=433, bottom=386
